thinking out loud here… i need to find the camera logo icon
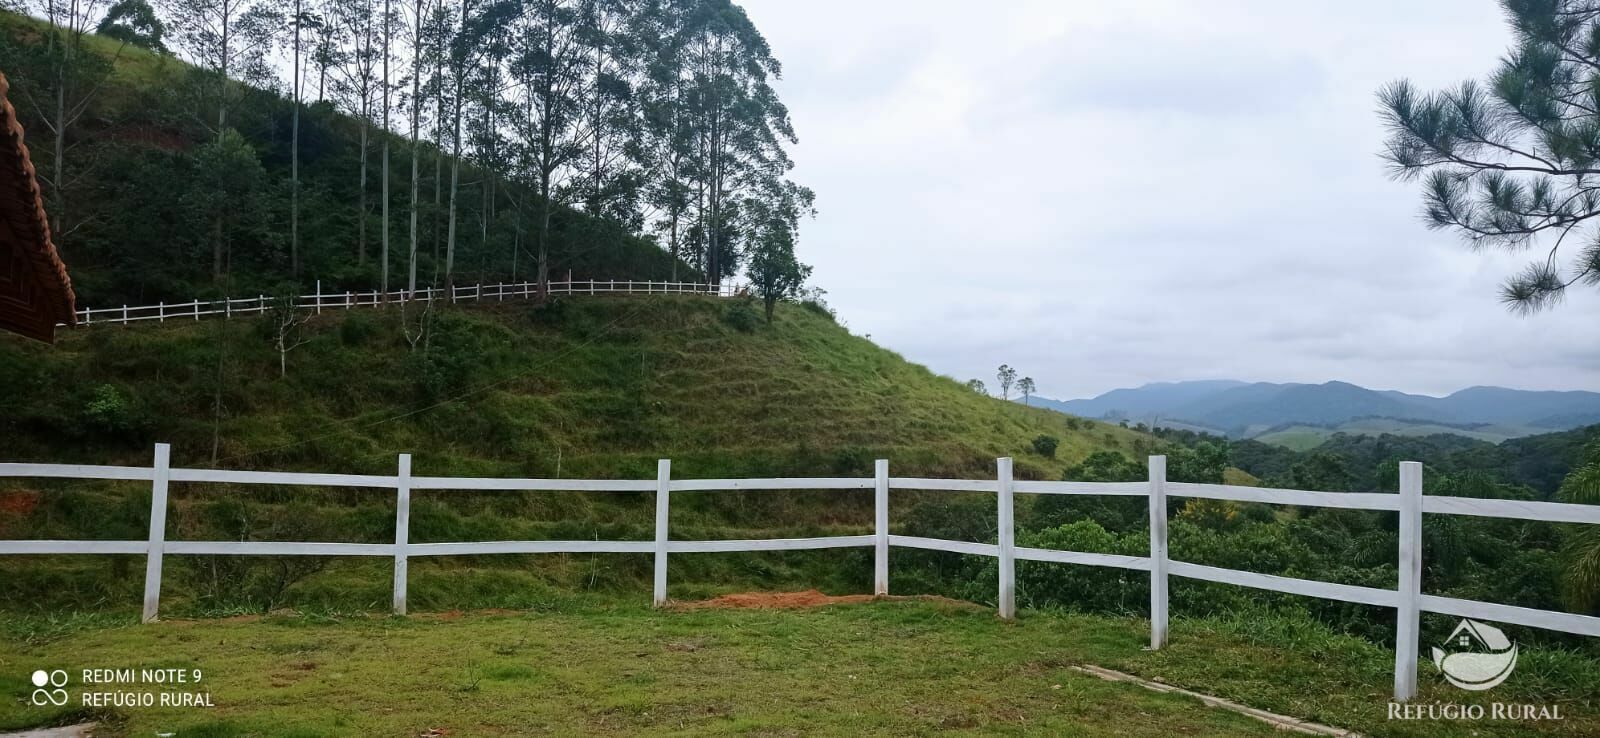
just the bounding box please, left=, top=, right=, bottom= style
left=29, top=669, right=68, bottom=706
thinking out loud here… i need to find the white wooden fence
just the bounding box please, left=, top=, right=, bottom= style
left=4, top=445, right=1600, bottom=702
left=59, top=279, right=738, bottom=327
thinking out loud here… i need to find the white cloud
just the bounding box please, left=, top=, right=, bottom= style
left=739, top=0, right=1600, bottom=398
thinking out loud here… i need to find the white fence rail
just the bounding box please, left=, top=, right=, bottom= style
left=60, top=279, right=738, bottom=328
left=4, top=445, right=1600, bottom=702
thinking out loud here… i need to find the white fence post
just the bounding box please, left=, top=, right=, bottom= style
left=315, top=280, right=322, bottom=315
left=141, top=443, right=171, bottom=623
left=997, top=456, right=1015, bottom=620
left=1148, top=455, right=1169, bottom=649
left=1395, top=460, right=1424, bottom=701
left=654, top=459, right=671, bottom=607
left=393, top=453, right=412, bottom=615
left=875, top=459, right=889, bottom=596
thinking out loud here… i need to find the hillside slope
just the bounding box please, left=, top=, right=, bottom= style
left=0, top=297, right=1150, bottom=613
left=0, top=297, right=1143, bottom=479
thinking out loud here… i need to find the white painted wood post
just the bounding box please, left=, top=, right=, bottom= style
left=653, top=459, right=671, bottom=607
left=141, top=443, right=171, bottom=623
left=315, top=280, right=322, bottom=314
left=997, top=456, right=1015, bottom=619
left=393, top=454, right=412, bottom=615
left=1394, top=460, right=1424, bottom=702
left=157, top=301, right=164, bottom=322
left=874, top=459, right=889, bottom=595
left=1148, top=454, right=1169, bottom=649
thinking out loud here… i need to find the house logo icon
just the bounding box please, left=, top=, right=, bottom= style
left=1431, top=619, right=1518, bottom=691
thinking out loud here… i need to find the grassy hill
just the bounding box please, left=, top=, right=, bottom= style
left=0, top=296, right=1149, bottom=614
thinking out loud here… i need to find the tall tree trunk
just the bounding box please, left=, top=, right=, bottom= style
left=212, top=212, right=225, bottom=283
left=407, top=0, right=424, bottom=294
left=444, top=0, right=464, bottom=289
left=359, top=119, right=369, bottom=265
left=292, top=0, right=302, bottom=276
left=52, top=68, right=66, bottom=235
left=381, top=0, right=392, bottom=297
left=537, top=174, right=551, bottom=300
left=592, top=35, right=603, bottom=215
left=669, top=210, right=679, bottom=281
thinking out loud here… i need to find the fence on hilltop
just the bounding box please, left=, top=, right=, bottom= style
left=59, top=278, right=740, bottom=327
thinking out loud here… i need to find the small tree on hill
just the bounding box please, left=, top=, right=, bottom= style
left=746, top=180, right=816, bottom=323
left=268, top=294, right=312, bottom=378
left=996, top=365, right=1017, bottom=400
left=98, top=0, right=167, bottom=50
left=1018, top=377, right=1035, bottom=407
left=965, top=379, right=987, bottom=395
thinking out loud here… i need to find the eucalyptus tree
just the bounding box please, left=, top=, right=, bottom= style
left=631, top=0, right=695, bottom=277
left=288, top=0, right=310, bottom=275
left=159, top=0, right=280, bottom=281
left=677, top=0, right=794, bottom=286
left=575, top=0, right=639, bottom=224
left=1018, top=377, right=1036, bottom=407
left=12, top=0, right=119, bottom=236
left=308, top=5, right=341, bottom=100
left=438, top=0, right=514, bottom=285
left=465, top=2, right=516, bottom=282
left=161, top=0, right=281, bottom=140
left=510, top=0, right=590, bottom=297
left=379, top=0, right=395, bottom=294
left=1379, top=0, right=1600, bottom=312
left=403, top=0, right=436, bottom=293
left=330, top=0, right=382, bottom=266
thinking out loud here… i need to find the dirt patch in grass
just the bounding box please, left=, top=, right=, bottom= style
left=672, top=589, right=974, bottom=610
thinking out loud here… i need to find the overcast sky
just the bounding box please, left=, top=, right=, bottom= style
left=736, top=0, right=1600, bottom=400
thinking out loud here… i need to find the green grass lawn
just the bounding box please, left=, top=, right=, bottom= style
left=2, top=600, right=1595, bottom=737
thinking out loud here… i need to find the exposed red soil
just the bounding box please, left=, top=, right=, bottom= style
left=672, top=589, right=975, bottom=610
left=0, top=489, right=41, bottom=535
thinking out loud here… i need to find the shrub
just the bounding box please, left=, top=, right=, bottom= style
left=339, top=312, right=379, bottom=345
left=1031, top=434, right=1059, bottom=458
left=724, top=300, right=761, bottom=333
left=81, top=384, right=143, bottom=437
left=528, top=297, right=569, bottom=326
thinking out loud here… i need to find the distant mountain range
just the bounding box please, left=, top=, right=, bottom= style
left=1032, top=380, right=1600, bottom=446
